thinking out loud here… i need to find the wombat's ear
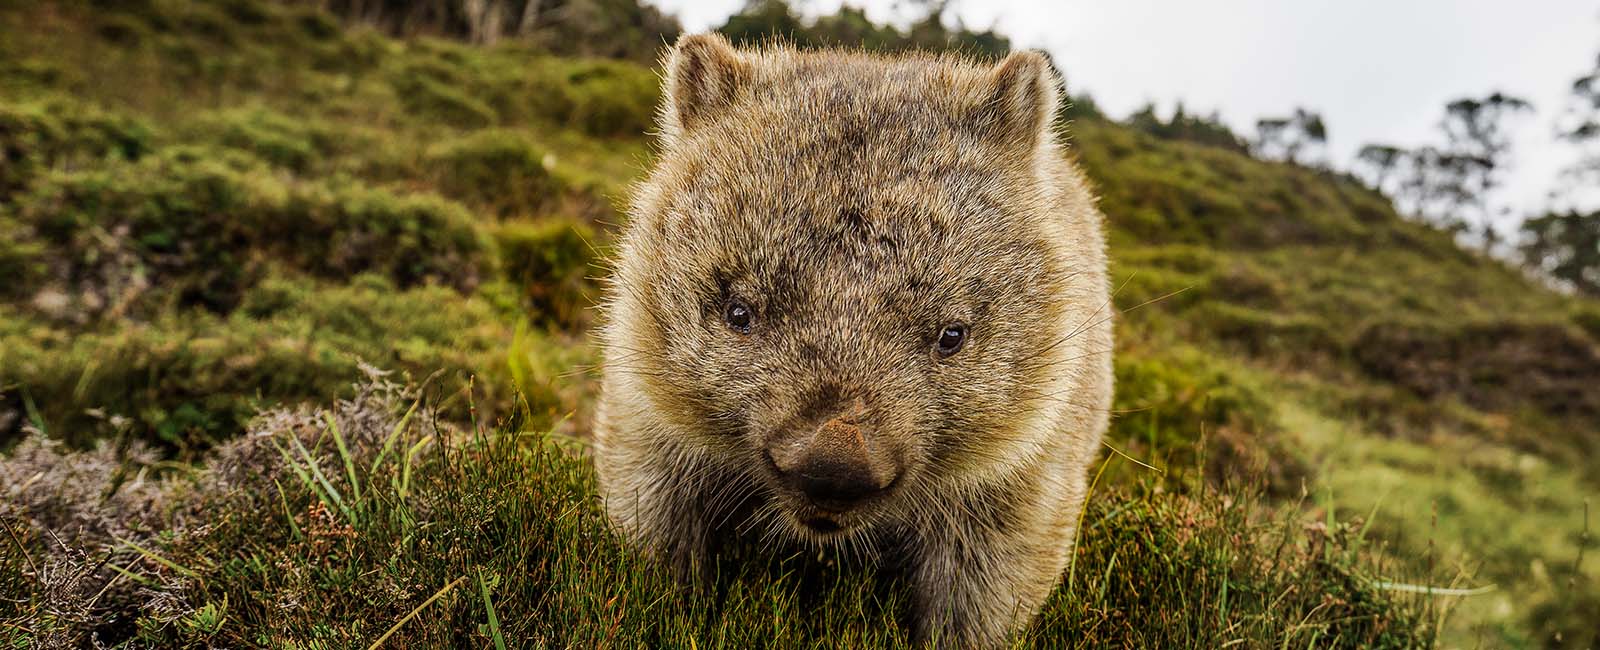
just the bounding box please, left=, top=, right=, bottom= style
left=972, top=49, right=1062, bottom=150
left=660, top=33, right=751, bottom=143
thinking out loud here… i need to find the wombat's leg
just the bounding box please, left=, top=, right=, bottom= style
left=905, top=500, right=1075, bottom=648
left=905, top=541, right=1031, bottom=648
left=609, top=465, right=716, bottom=581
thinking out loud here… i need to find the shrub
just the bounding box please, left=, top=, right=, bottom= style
left=13, top=149, right=488, bottom=318
left=1572, top=303, right=1600, bottom=342
left=1353, top=318, right=1600, bottom=452
left=393, top=72, right=498, bottom=128
left=555, top=60, right=659, bottom=137
left=0, top=97, right=152, bottom=197
left=493, top=218, right=597, bottom=327
left=1194, top=302, right=1339, bottom=358
left=425, top=129, right=562, bottom=217
left=0, top=217, right=47, bottom=302
left=197, top=107, right=329, bottom=172
left=0, top=275, right=508, bottom=453
left=1111, top=346, right=1307, bottom=492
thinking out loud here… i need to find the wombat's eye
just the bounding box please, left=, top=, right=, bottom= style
left=725, top=301, right=754, bottom=334
left=935, top=323, right=967, bottom=357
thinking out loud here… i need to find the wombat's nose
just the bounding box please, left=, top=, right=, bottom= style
left=767, top=400, right=899, bottom=512
left=793, top=456, right=888, bottom=510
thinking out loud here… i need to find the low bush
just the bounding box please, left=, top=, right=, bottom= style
left=196, top=106, right=330, bottom=172
left=0, top=97, right=152, bottom=197
left=393, top=70, right=499, bottom=129
left=1353, top=319, right=1600, bottom=425
left=551, top=59, right=660, bottom=137
left=1194, top=302, right=1339, bottom=358
left=0, top=276, right=508, bottom=454
left=1573, top=303, right=1600, bottom=342
left=12, top=149, right=488, bottom=318
left=493, top=217, right=598, bottom=327
left=1111, top=346, right=1308, bottom=493
left=425, top=129, right=562, bottom=218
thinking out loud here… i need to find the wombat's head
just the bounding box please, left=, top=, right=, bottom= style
left=610, top=34, right=1087, bottom=540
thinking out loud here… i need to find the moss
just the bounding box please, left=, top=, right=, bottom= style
left=425, top=129, right=562, bottom=218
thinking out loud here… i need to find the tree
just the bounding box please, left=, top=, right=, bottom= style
left=1359, top=92, right=1531, bottom=237
left=1354, top=144, right=1406, bottom=192
left=719, top=0, right=812, bottom=47
left=1129, top=103, right=1248, bottom=153
left=1521, top=209, right=1600, bottom=296
left=1438, top=93, right=1533, bottom=224
left=1252, top=108, right=1327, bottom=166
left=303, top=0, right=680, bottom=60
left=1552, top=49, right=1600, bottom=208
left=1522, top=40, right=1600, bottom=294
left=717, top=0, right=1009, bottom=57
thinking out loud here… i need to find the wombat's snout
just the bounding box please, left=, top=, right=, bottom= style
left=765, top=399, right=901, bottom=513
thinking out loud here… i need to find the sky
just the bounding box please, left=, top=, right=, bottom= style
left=648, top=0, right=1600, bottom=227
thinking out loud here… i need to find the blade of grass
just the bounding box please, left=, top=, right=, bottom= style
left=273, top=478, right=303, bottom=541
left=114, top=535, right=199, bottom=578
left=1371, top=581, right=1496, bottom=597
left=478, top=570, right=506, bottom=650
left=325, top=411, right=362, bottom=505
left=371, top=397, right=421, bottom=475
left=20, top=386, right=46, bottom=435
left=1, top=516, right=38, bottom=574
left=289, top=433, right=355, bottom=525
left=367, top=575, right=466, bottom=650
left=106, top=560, right=156, bottom=587
left=1095, top=549, right=1120, bottom=607
left=399, top=434, right=433, bottom=499
left=1068, top=453, right=1117, bottom=595
left=273, top=438, right=340, bottom=523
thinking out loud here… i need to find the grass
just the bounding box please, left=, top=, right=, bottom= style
left=0, top=378, right=1431, bottom=648
left=0, top=0, right=1595, bottom=646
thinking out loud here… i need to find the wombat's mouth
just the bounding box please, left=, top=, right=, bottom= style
left=800, top=516, right=843, bottom=533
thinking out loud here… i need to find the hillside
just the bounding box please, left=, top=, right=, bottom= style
left=0, top=1, right=1595, bottom=647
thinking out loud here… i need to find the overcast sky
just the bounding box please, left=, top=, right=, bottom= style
left=648, top=0, right=1600, bottom=225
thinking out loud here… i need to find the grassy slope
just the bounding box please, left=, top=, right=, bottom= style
left=1070, top=117, right=1600, bottom=645
left=0, top=0, right=1593, bottom=647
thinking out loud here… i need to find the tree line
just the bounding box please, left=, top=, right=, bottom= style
left=1208, top=44, right=1598, bottom=298
left=286, top=0, right=681, bottom=60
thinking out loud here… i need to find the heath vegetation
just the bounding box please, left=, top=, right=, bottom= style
left=0, top=0, right=1594, bottom=647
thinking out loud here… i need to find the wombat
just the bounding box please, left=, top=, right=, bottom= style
left=594, top=33, right=1113, bottom=648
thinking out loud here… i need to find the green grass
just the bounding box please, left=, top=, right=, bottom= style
left=0, top=381, right=1430, bottom=648
left=0, top=0, right=1596, bottom=646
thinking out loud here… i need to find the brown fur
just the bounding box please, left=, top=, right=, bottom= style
left=594, top=33, right=1113, bottom=648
